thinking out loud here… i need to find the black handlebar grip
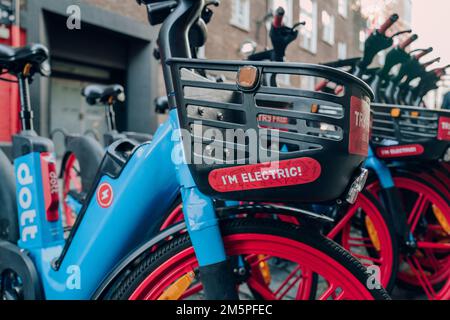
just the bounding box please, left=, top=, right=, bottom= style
left=273, top=7, right=285, bottom=28
left=378, top=14, right=399, bottom=34
left=399, top=34, right=418, bottom=49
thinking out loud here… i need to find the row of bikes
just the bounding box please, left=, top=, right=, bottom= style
left=0, top=0, right=448, bottom=300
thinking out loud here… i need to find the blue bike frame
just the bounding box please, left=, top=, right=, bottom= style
left=364, top=145, right=411, bottom=243
left=364, top=146, right=394, bottom=188
left=14, top=110, right=227, bottom=299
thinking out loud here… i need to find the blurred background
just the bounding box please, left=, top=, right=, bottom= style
left=0, top=0, right=448, bottom=154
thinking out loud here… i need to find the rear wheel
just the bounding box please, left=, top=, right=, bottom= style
left=103, top=219, right=390, bottom=300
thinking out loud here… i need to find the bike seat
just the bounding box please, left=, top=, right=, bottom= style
left=82, top=84, right=125, bottom=105
left=0, top=43, right=50, bottom=75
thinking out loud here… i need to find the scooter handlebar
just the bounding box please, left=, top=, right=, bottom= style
left=399, top=34, right=418, bottom=50
left=378, top=14, right=399, bottom=34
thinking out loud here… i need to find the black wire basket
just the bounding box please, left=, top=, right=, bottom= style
left=371, top=103, right=450, bottom=161
left=169, top=58, right=374, bottom=202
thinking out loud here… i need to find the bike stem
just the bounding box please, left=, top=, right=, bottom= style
left=157, top=0, right=239, bottom=300
left=105, top=101, right=117, bottom=132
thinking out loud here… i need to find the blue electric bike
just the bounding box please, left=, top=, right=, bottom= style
left=0, top=0, right=390, bottom=300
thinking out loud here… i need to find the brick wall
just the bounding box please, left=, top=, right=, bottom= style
left=205, top=0, right=366, bottom=64
left=81, top=0, right=148, bottom=24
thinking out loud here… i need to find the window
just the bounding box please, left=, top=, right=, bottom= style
left=277, top=73, right=291, bottom=86
left=338, top=42, right=347, bottom=60
left=359, top=30, right=366, bottom=52
left=403, top=0, right=412, bottom=27
left=299, top=0, right=318, bottom=53
left=322, top=11, right=335, bottom=45
left=338, top=0, right=348, bottom=18
left=301, top=76, right=315, bottom=91
left=230, top=0, right=250, bottom=31
left=270, top=0, right=293, bottom=27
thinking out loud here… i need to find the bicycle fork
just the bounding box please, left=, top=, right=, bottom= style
left=172, top=110, right=239, bottom=300
left=365, top=147, right=415, bottom=250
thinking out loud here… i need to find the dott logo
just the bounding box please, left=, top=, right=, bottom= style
left=16, top=163, right=38, bottom=242
left=96, top=182, right=113, bottom=208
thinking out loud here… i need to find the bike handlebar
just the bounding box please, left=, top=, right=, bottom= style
left=422, top=57, right=441, bottom=68
left=414, top=47, right=433, bottom=60
left=434, top=65, right=450, bottom=77
left=399, top=34, right=418, bottom=49
left=378, top=14, right=399, bottom=34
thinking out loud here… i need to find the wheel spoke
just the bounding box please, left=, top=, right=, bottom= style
left=408, top=194, right=430, bottom=233
left=406, top=256, right=438, bottom=300
left=277, top=271, right=303, bottom=300
left=417, top=241, right=450, bottom=251
left=318, top=283, right=336, bottom=300
left=352, top=253, right=382, bottom=265
left=273, top=265, right=301, bottom=297
left=247, top=277, right=277, bottom=300
left=327, top=208, right=358, bottom=239
left=295, top=269, right=313, bottom=300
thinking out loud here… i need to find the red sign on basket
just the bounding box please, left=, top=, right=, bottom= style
left=438, top=116, right=450, bottom=141
left=208, top=157, right=321, bottom=193
left=349, top=96, right=370, bottom=156
left=376, top=144, right=425, bottom=158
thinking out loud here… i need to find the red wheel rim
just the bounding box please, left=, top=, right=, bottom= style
left=366, top=177, right=450, bottom=300
left=62, top=153, right=82, bottom=227
left=129, top=233, right=377, bottom=300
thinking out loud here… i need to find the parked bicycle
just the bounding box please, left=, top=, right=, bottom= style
left=317, top=12, right=450, bottom=299
left=0, top=0, right=389, bottom=300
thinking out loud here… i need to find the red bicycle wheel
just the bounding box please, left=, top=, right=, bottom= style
left=104, top=219, right=389, bottom=300
left=366, top=174, right=450, bottom=300
left=326, top=191, right=398, bottom=292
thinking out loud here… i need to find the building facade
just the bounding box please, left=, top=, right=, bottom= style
left=0, top=0, right=159, bottom=155
left=201, top=0, right=367, bottom=82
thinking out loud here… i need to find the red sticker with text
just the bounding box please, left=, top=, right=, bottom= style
left=97, top=182, right=114, bottom=208
left=349, top=96, right=370, bottom=156
left=40, top=153, right=60, bottom=222
left=208, top=157, right=321, bottom=193
left=438, top=116, right=450, bottom=141
left=376, top=144, right=425, bottom=158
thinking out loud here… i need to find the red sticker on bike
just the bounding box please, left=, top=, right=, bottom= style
left=376, top=144, right=424, bottom=158
left=97, top=182, right=114, bottom=208
left=438, top=116, right=450, bottom=141
left=40, top=153, right=60, bottom=222
left=208, top=157, right=321, bottom=192
left=349, top=96, right=370, bottom=156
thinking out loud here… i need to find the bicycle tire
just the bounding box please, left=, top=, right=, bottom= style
left=103, top=218, right=390, bottom=300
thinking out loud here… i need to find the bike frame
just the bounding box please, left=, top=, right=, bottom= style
left=14, top=108, right=228, bottom=299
